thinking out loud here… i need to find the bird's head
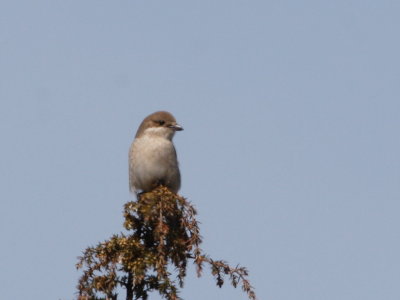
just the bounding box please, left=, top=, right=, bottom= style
left=135, top=111, right=183, bottom=140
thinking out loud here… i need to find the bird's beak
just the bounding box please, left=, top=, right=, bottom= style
left=169, top=123, right=183, bottom=131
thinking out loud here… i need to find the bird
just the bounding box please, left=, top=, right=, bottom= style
left=129, top=111, right=183, bottom=195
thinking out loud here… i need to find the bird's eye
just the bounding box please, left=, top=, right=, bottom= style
left=156, top=120, right=165, bottom=125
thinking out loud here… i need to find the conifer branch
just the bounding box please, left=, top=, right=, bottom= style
left=76, top=186, right=256, bottom=300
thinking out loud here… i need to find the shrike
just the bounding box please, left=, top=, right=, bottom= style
left=129, top=111, right=183, bottom=194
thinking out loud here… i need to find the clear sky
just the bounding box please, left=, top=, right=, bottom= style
left=1, top=1, right=399, bottom=299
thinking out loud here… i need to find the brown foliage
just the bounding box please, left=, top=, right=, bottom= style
left=76, top=186, right=256, bottom=300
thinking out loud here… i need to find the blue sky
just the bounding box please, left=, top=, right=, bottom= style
left=1, top=1, right=399, bottom=299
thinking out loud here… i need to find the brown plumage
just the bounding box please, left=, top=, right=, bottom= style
left=129, top=111, right=183, bottom=194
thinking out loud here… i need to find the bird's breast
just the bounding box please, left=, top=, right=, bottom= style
left=131, top=136, right=177, bottom=177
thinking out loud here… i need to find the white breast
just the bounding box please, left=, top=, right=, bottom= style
left=129, top=134, right=179, bottom=193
